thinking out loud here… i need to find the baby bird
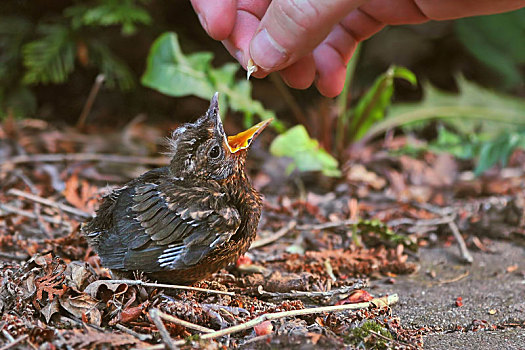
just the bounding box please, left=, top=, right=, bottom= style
left=83, top=93, right=271, bottom=284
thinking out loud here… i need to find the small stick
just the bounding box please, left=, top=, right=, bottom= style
left=257, top=283, right=366, bottom=300
left=2, top=153, right=169, bottom=169
left=149, top=309, right=177, bottom=350
left=104, top=280, right=235, bottom=296
left=1, top=330, right=14, bottom=343
left=448, top=221, right=473, bottom=264
left=115, top=324, right=153, bottom=341
left=77, top=74, right=105, bottom=129
left=0, top=251, right=29, bottom=261
left=0, top=334, right=28, bottom=350
left=297, top=219, right=359, bottom=231
left=437, top=270, right=470, bottom=285
left=7, top=189, right=91, bottom=219
left=156, top=310, right=214, bottom=334
left=138, top=294, right=399, bottom=350
left=0, top=203, right=68, bottom=226
left=250, top=220, right=297, bottom=249
left=387, top=215, right=455, bottom=227
left=268, top=73, right=307, bottom=126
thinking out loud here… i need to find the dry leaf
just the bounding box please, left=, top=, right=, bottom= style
left=254, top=320, right=273, bottom=336
left=60, top=294, right=102, bottom=326
left=84, top=280, right=128, bottom=300
left=336, top=290, right=373, bottom=305
left=41, top=298, right=60, bottom=323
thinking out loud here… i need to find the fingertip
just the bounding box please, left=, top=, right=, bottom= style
left=313, top=46, right=347, bottom=98
left=192, top=0, right=237, bottom=40
left=279, top=55, right=316, bottom=90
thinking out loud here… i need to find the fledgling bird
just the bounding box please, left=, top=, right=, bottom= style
left=82, top=93, right=271, bottom=284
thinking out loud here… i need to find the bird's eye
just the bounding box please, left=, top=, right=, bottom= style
left=209, top=145, right=221, bottom=159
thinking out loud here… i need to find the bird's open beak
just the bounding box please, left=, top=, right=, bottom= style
left=226, top=119, right=273, bottom=153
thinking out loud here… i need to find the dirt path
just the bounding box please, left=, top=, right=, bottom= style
left=374, top=241, right=525, bottom=349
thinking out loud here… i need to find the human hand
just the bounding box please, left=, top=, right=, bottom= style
left=191, top=0, right=525, bottom=97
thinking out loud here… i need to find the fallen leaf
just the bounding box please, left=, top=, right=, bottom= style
left=84, top=280, right=128, bottom=300
left=120, top=302, right=149, bottom=323
left=506, top=265, right=518, bottom=273
left=59, top=327, right=148, bottom=348
left=336, top=290, right=373, bottom=305
left=254, top=320, right=273, bottom=336
left=41, top=298, right=60, bottom=323
left=60, top=294, right=102, bottom=326
left=65, top=261, right=97, bottom=291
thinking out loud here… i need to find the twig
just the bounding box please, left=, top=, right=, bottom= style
left=104, top=280, right=235, bottom=296
left=269, top=73, right=307, bottom=127
left=297, top=219, right=359, bottom=231
left=437, top=270, right=470, bottom=285
left=2, top=153, right=169, bottom=169
left=149, top=309, right=177, bottom=350
left=448, top=221, right=473, bottom=264
left=139, top=294, right=399, bottom=350
left=250, top=220, right=297, bottom=249
left=1, top=330, right=14, bottom=343
left=387, top=215, right=455, bottom=227
left=0, top=203, right=68, bottom=226
left=13, top=170, right=51, bottom=237
left=156, top=310, right=214, bottom=333
left=242, top=334, right=272, bottom=345
left=7, top=189, right=91, bottom=219
left=77, top=74, right=105, bottom=129
left=257, top=282, right=366, bottom=301
left=115, top=324, right=153, bottom=341
left=368, top=330, right=415, bottom=349
left=0, top=251, right=29, bottom=261
left=0, top=334, right=28, bottom=350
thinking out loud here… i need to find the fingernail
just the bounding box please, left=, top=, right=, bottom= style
left=250, top=29, right=287, bottom=70
left=197, top=13, right=209, bottom=34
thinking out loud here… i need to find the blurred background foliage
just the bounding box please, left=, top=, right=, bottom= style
left=0, top=0, right=524, bottom=176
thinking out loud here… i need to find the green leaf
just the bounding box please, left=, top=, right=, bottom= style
left=270, top=125, right=341, bottom=177
left=141, top=32, right=276, bottom=126
left=350, top=66, right=416, bottom=141
left=22, top=24, right=76, bottom=85
left=142, top=32, right=215, bottom=99
left=474, top=131, right=525, bottom=175
left=87, top=41, right=135, bottom=90
left=428, top=126, right=477, bottom=160
left=66, top=0, right=152, bottom=35
left=366, top=76, right=525, bottom=140
left=455, top=9, right=525, bottom=89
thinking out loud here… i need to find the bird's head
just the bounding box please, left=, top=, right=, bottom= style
left=168, top=93, right=271, bottom=181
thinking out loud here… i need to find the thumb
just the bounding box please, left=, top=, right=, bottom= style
left=249, top=0, right=367, bottom=71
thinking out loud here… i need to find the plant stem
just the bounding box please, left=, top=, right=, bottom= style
left=335, top=43, right=361, bottom=153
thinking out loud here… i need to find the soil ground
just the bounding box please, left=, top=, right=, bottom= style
left=375, top=241, right=525, bottom=349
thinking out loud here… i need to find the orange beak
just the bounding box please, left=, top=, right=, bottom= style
left=226, top=119, right=273, bottom=153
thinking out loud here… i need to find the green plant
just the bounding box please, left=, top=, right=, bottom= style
left=0, top=16, right=36, bottom=117
left=141, top=32, right=279, bottom=130
left=1, top=0, right=151, bottom=118
left=455, top=8, right=525, bottom=90
left=336, top=63, right=417, bottom=150
left=367, top=76, right=525, bottom=175
left=269, top=125, right=341, bottom=177
left=428, top=126, right=525, bottom=176
left=350, top=320, right=392, bottom=349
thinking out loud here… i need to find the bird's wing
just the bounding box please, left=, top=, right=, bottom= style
left=96, top=180, right=241, bottom=272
